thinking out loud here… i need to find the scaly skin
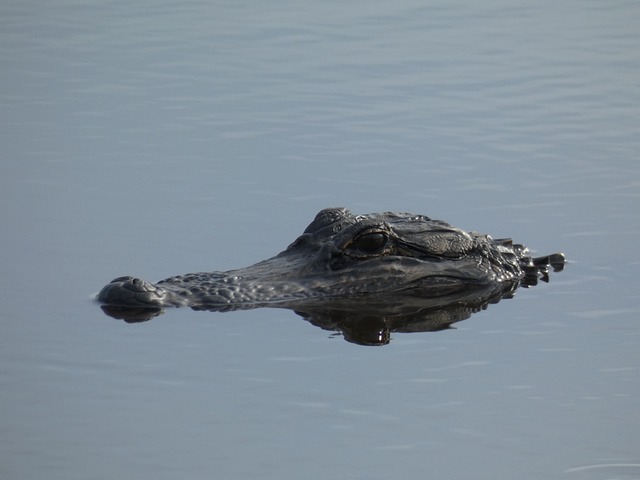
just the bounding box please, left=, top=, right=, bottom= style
left=97, top=208, right=565, bottom=311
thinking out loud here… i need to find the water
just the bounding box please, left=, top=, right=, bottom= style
left=2, top=0, right=639, bottom=478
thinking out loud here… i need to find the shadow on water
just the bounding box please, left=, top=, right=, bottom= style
left=97, top=208, right=565, bottom=346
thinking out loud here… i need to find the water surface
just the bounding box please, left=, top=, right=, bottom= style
left=2, top=1, right=639, bottom=479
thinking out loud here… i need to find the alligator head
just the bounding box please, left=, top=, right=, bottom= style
left=97, top=207, right=565, bottom=342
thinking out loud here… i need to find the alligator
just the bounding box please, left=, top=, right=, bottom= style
left=97, top=207, right=565, bottom=341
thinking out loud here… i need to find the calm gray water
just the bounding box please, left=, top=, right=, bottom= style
left=2, top=1, right=640, bottom=479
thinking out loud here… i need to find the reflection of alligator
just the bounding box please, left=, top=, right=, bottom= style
left=292, top=285, right=520, bottom=346
left=98, top=208, right=565, bottom=343
left=104, top=285, right=520, bottom=346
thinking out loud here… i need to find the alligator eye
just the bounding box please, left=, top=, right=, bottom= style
left=353, top=231, right=389, bottom=255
